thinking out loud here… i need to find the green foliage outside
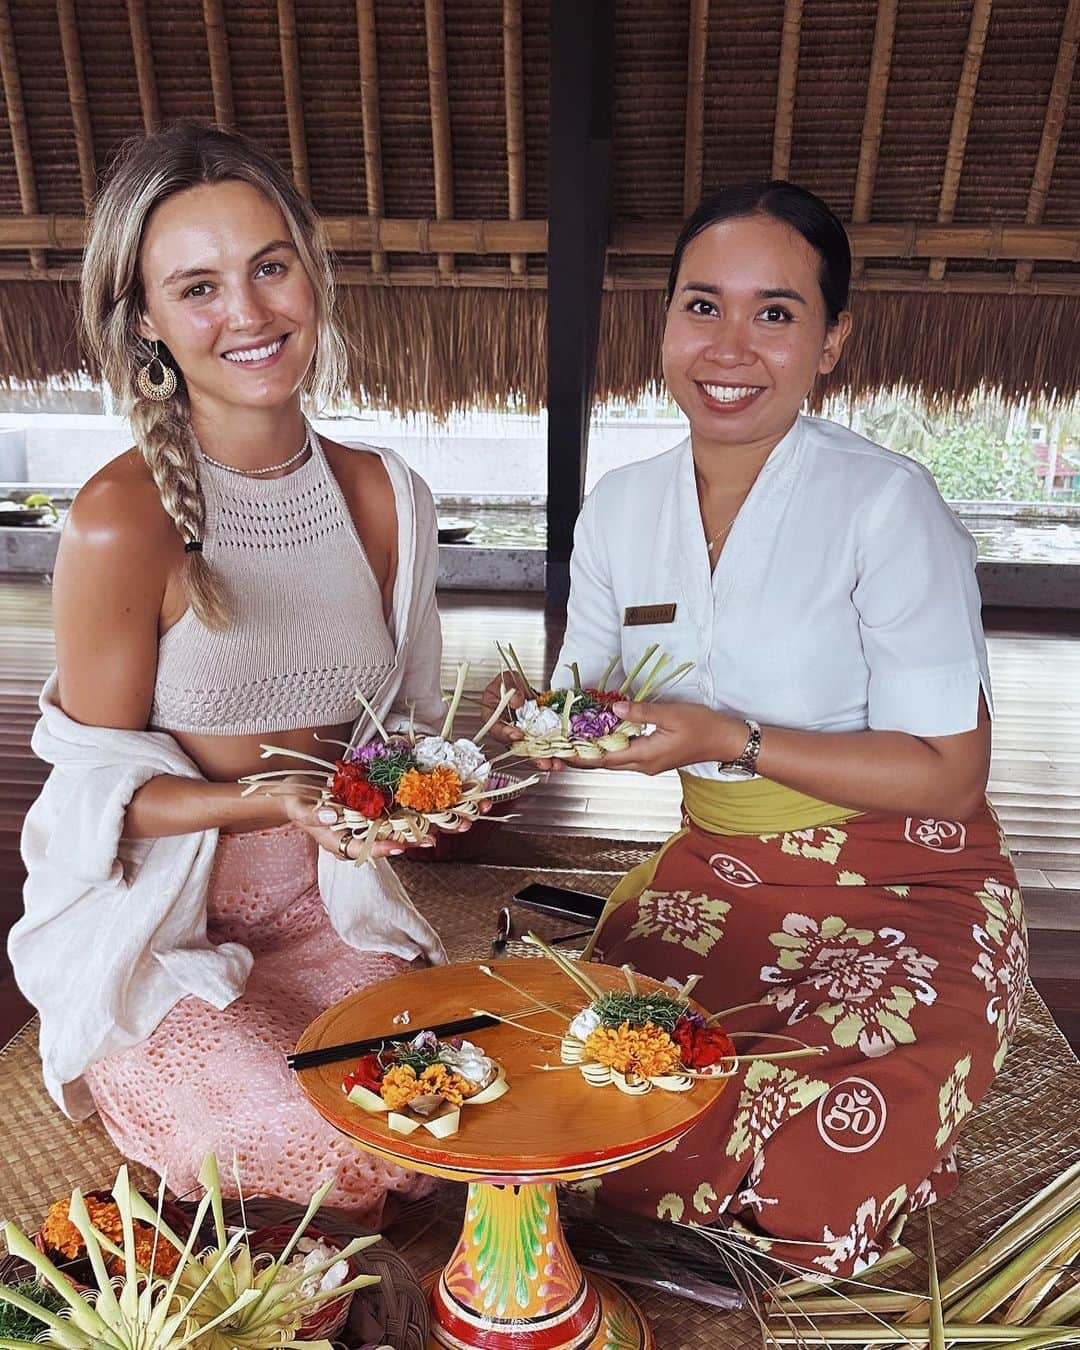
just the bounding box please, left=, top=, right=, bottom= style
left=856, top=403, right=1042, bottom=501
left=851, top=397, right=1080, bottom=503
left=915, top=424, right=1043, bottom=501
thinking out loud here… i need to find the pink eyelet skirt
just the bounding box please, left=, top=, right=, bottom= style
left=83, top=824, right=433, bottom=1223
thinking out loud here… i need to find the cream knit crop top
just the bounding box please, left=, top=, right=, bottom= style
left=150, top=427, right=396, bottom=736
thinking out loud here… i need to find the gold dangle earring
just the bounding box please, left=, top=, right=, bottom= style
left=135, top=340, right=177, bottom=402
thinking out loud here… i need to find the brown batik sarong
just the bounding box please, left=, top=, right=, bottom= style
left=590, top=794, right=1026, bottom=1278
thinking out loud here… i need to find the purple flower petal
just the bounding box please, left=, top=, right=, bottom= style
left=569, top=708, right=620, bottom=739
left=348, top=738, right=411, bottom=765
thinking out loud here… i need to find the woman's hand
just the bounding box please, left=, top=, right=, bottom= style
left=277, top=790, right=462, bottom=861
left=481, top=671, right=565, bottom=772
left=596, top=699, right=745, bottom=776
left=481, top=672, right=525, bottom=748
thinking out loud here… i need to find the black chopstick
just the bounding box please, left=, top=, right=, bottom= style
left=287, top=1013, right=499, bottom=1072
left=549, top=928, right=593, bottom=946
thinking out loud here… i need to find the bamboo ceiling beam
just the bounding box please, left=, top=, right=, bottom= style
left=601, top=266, right=1080, bottom=297
left=852, top=0, right=899, bottom=221
left=342, top=267, right=1080, bottom=297
left=0, top=0, right=44, bottom=271
left=609, top=219, right=1080, bottom=260
left=7, top=217, right=1080, bottom=263
left=850, top=0, right=898, bottom=279
left=425, top=0, right=454, bottom=274
left=356, top=0, right=387, bottom=274
left=683, top=0, right=709, bottom=214
left=1015, top=0, right=1080, bottom=284
left=57, top=0, right=96, bottom=207
left=277, top=0, right=310, bottom=197
left=851, top=268, right=1080, bottom=296
left=929, top=0, right=993, bottom=281
left=503, top=0, right=526, bottom=276
left=0, top=215, right=550, bottom=253
left=202, top=0, right=235, bottom=128
left=126, top=0, right=160, bottom=133
left=6, top=261, right=1080, bottom=298
left=771, top=0, right=803, bottom=180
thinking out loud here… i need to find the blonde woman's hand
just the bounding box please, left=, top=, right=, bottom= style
left=277, top=791, right=451, bottom=861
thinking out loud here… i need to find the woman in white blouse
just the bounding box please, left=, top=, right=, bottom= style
left=497, top=182, right=1026, bottom=1277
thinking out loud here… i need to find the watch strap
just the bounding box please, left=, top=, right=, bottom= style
left=717, top=718, right=762, bottom=776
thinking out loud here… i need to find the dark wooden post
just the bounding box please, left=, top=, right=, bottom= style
left=545, top=0, right=614, bottom=605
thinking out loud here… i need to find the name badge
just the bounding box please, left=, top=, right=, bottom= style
left=623, top=603, right=677, bottom=626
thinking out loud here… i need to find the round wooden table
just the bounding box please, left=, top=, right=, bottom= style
left=295, top=958, right=729, bottom=1350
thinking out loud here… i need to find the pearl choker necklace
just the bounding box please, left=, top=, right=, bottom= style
left=200, top=437, right=310, bottom=477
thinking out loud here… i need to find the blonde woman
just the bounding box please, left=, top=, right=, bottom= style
left=12, top=123, right=446, bottom=1220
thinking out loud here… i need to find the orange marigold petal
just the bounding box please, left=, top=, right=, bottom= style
left=395, top=765, right=463, bottom=813
left=583, top=1021, right=680, bottom=1077
left=380, top=1064, right=420, bottom=1111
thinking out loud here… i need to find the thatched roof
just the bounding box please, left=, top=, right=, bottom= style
left=0, top=0, right=1078, bottom=413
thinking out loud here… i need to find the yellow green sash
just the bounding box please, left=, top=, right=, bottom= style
left=678, top=771, right=859, bottom=835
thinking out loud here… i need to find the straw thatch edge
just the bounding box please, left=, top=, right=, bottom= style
left=596, top=289, right=1080, bottom=414
left=2, top=280, right=1078, bottom=415
left=0, top=281, right=88, bottom=386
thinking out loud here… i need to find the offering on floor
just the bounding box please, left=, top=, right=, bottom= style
left=9, top=1156, right=382, bottom=1350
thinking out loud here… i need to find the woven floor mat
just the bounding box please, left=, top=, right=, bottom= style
left=1, top=849, right=1077, bottom=1350
left=394, top=854, right=626, bottom=957
left=0, top=1020, right=159, bottom=1231
left=459, top=829, right=659, bottom=874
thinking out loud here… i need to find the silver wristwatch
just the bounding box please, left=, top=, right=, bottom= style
left=717, top=718, right=762, bottom=777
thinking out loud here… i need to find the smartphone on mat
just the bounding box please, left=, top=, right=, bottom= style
left=512, top=882, right=607, bottom=924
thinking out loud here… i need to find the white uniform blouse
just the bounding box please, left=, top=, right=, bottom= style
left=555, top=414, right=992, bottom=780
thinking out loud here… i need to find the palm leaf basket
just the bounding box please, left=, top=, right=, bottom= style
left=497, top=641, right=693, bottom=761
left=240, top=662, right=538, bottom=864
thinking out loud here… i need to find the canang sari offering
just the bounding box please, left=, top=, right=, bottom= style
left=241, top=663, right=537, bottom=862
left=497, top=642, right=692, bottom=761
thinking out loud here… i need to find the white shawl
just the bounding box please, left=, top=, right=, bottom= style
left=11, top=445, right=447, bottom=1119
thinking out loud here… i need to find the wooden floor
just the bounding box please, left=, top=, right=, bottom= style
left=1, top=580, right=1078, bottom=1047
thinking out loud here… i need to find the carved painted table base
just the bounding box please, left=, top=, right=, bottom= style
left=424, top=1180, right=652, bottom=1349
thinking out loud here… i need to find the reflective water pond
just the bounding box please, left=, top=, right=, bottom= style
left=438, top=504, right=1080, bottom=564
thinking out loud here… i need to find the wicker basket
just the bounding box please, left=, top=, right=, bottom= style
left=224, top=1199, right=429, bottom=1348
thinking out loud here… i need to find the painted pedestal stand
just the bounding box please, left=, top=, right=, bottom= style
left=294, top=959, right=729, bottom=1350
left=430, top=1178, right=648, bottom=1348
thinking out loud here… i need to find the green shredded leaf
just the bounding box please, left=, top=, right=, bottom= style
left=539, top=689, right=601, bottom=714
left=365, top=748, right=418, bottom=792
left=392, top=1044, right=444, bottom=1073
left=0, top=1280, right=67, bottom=1340
left=592, top=991, right=688, bottom=1032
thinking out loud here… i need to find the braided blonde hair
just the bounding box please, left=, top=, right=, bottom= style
left=80, top=122, right=347, bottom=628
